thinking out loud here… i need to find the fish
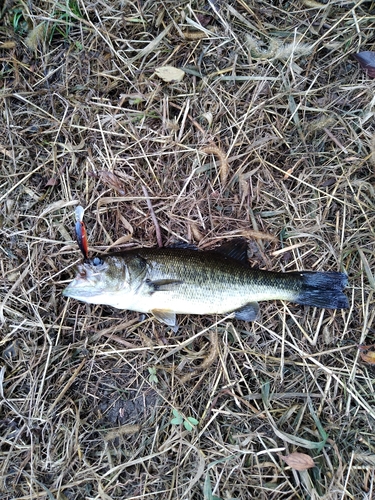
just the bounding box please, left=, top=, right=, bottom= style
left=62, top=240, right=349, bottom=328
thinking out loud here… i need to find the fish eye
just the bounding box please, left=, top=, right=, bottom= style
left=92, top=257, right=103, bottom=267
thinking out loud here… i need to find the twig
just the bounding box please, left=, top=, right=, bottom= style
left=142, top=185, right=163, bottom=247
left=323, top=128, right=349, bottom=154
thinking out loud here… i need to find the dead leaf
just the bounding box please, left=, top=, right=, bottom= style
left=154, top=66, right=185, bottom=83
left=0, top=145, right=14, bottom=158
left=118, top=213, right=134, bottom=235
left=302, top=0, right=328, bottom=7
left=0, top=41, right=16, bottom=49
left=105, top=234, right=133, bottom=251
left=201, top=144, right=229, bottom=185
left=359, top=351, right=375, bottom=364
left=358, top=344, right=375, bottom=350
left=97, top=171, right=126, bottom=195
left=190, top=223, right=203, bottom=242
left=196, top=14, right=212, bottom=27
left=353, top=52, right=375, bottom=78
left=278, top=452, right=315, bottom=471
left=45, top=177, right=59, bottom=187
left=39, top=200, right=78, bottom=218
left=283, top=167, right=294, bottom=180
left=25, top=23, right=47, bottom=51
left=358, top=345, right=375, bottom=364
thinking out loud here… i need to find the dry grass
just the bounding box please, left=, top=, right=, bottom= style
left=1, top=0, right=375, bottom=498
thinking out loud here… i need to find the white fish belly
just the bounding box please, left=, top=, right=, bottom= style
left=98, top=285, right=297, bottom=315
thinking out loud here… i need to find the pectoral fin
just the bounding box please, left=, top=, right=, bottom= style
left=147, top=279, right=183, bottom=292
left=234, top=302, right=259, bottom=321
left=151, top=309, right=177, bottom=327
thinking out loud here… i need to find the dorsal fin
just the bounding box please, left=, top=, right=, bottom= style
left=168, top=241, right=198, bottom=250
left=214, top=238, right=249, bottom=264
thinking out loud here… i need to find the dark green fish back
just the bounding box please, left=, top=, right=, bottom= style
left=122, top=247, right=349, bottom=310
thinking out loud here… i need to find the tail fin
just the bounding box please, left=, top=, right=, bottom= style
left=295, top=272, right=349, bottom=309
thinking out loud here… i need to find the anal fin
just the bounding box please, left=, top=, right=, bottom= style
left=234, top=302, right=259, bottom=322
left=151, top=309, right=177, bottom=328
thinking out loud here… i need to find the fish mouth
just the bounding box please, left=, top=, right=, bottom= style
left=63, top=276, right=103, bottom=299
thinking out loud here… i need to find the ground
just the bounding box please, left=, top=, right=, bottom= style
left=1, top=0, right=375, bottom=499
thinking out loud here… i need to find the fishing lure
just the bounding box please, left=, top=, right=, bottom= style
left=75, top=205, right=89, bottom=260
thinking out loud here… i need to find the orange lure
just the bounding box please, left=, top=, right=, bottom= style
left=75, top=205, right=89, bottom=260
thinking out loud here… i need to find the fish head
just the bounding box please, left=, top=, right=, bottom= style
left=63, top=255, right=128, bottom=304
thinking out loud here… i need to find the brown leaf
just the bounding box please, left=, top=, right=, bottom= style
left=353, top=52, right=375, bottom=78
left=278, top=452, right=315, bottom=471
left=283, top=167, right=294, bottom=180
left=201, top=145, right=229, bottom=185
left=358, top=345, right=375, bottom=365
left=196, top=14, right=212, bottom=27
left=358, top=344, right=375, bottom=351
left=0, top=41, right=16, bottom=49
left=45, top=177, right=59, bottom=187
left=154, top=66, right=185, bottom=83
left=97, top=171, right=126, bottom=195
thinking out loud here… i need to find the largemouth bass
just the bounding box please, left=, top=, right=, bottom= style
left=63, top=240, right=348, bottom=327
